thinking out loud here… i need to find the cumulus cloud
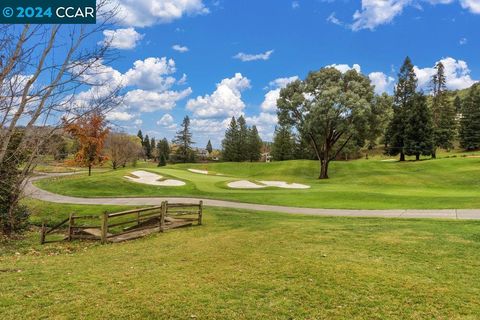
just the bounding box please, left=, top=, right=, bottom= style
left=156, top=113, right=177, bottom=130
left=187, top=73, right=251, bottom=118
left=261, top=76, right=299, bottom=112
left=414, top=57, right=477, bottom=91
left=124, top=57, right=177, bottom=91
left=245, top=112, right=278, bottom=141
left=101, top=28, right=144, bottom=49
left=368, top=72, right=395, bottom=94
left=351, top=0, right=480, bottom=31
left=327, top=12, right=343, bottom=26
left=114, top=0, right=209, bottom=28
left=107, top=111, right=135, bottom=121
left=234, top=50, right=274, bottom=62
left=327, top=63, right=362, bottom=73
left=172, top=44, right=189, bottom=53
left=124, top=88, right=192, bottom=112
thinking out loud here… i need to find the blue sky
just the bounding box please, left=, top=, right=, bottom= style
left=88, top=0, right=480, bottom=147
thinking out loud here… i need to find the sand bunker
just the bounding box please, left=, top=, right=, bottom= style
left=227, top=180, right=310, bottom=189
left=124, top=170, right=185, bottom=187
left=188, top=169, right=209, bottom=175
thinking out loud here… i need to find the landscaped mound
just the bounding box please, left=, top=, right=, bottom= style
left=124, top=170, right=185, bottom=187
left=227, top=180, right=310, bottom=189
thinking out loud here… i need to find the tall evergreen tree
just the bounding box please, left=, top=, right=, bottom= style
left=143, top=135, right=151, bottom=159
left=271, top=125, right=294, bottom=161
left=222, top=117, right=239, bottom=161
left=206, top=140, right=213, bottom=154
left=459, top=84, right=480, bottom=150
left=247, top=125, right=263, bottom=162
left=404, top=93, right=434, bottom=160
left=150, top=137, right=156, bottom=160
left=173, top=116, right=194, bottom=163
left=454, top=95, right=462, bottom=114
left=137, top=130, right=144, bottom=146
left=237, top=116, right=249, bottom=161
left=386, top=57, right=418, bottom=161
left=157, top=138, right=170, bottom=160
left=431, top=62, right=456, bottom=157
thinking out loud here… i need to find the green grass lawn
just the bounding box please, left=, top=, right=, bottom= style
left=1, top=201, right=480, bottom=319
left=35, top=156, right=480, bottom=209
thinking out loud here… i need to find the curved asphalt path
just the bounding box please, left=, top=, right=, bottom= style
left=24, top=173, right=480, bottom=220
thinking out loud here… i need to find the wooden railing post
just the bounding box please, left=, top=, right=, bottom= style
left=101, top=212, right=108, bottom=244
left=40, top=223, right=46, bottom=244
left=67, top=213, right=74, bottom=241
left=159, top=201, right=167, bottom=233
left=198, top=201, right=203, bottom=225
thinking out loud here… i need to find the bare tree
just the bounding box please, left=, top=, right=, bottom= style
left=105, top=132, right=143, bottom=169
left=0, top=1, right=121, bottom=235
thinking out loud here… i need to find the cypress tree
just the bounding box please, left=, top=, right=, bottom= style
left=222, top=117, right=239, bottom=161
left=271, top=125, right=294, bottom=161
left=143, top=135, right=151, bottom=159
left=431, top=62, right=456, bottom=157
left=158, top=154, right=167, bottom=167
left=386, top=57, right=418, bottom=161
left=157, top=138, right=170, bottom=161
left=404, top=93, right=434, bottom=160
left=137, top=130, right=143, bottom=145
left=459, top=84, right=480, bottom=150
left=150, top=137, right=156, bottom=160
left=454, top=95, right=462, bottom=114
left=247, top=125, right=263, bottom=162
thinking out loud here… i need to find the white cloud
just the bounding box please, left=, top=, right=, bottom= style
left=172, top=44, right=189, bottom=53
left=327, top=63, right=362, bottom=73
left=327, top=12, right=343, bottom=26
left=460, top=0, right=480, bottom=13
left=261, top=76, right=299, bottom=112
left=124, top=88, right=192, bottom=112
left=459, top=37, right=468, bottom=45
left=107, top=111, right=135, bottom=121
left=124, top=57, right=177, bottom=91
left=157, top=113, right=175, bottom=126
left=134, top=119, right=143, bottom=126
left=351, top=0, right=480, bottom=31
left=114, top=0, right=209, bottom=27
left=234, top=50, right=274, bottom=62
left=187, top=73, right=251, bottom=118
left=414, top=57, right=477, bottom=91
left=101, top=28, right=143, bottom=50
left=245, top=112, right=278, bottom=141
left=368, top=72, right=395, bottom=94
left=292, top=1, right=300, bottom=9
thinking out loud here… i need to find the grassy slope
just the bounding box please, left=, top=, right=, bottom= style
left=35, top=156, right=480, bottom=209
left=1, top=202, right=480, bottom=319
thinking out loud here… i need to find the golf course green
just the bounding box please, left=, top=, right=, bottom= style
left=35, top=156, right=480, bottom=209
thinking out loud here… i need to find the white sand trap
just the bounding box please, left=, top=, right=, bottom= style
left=188, top=169, right=209, bottom=175
left=124, top=170, right=185, bottom=187
left=258, top=181, right=310, bottom=189
left=227, top=180, right=266, bottom=189
left=381, top=159, right=397, bottom=162
left=228, top=180, right=310, bottom=189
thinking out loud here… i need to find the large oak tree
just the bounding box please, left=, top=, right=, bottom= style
left=277, top=67, right=374, bottom=179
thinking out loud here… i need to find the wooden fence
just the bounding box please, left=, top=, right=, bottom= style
left=40, top=201, right=203, bottom=244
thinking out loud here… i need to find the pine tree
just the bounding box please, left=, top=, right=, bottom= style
left=454, top=95, right=462, bottom=114
left=137, top=130, right=143, bottom=145
left=237, top=116, right=248, bottom=161
left=386, top=57, right=418, bottom=161
left=143, top=135, right=151, bottom=159
left=404, top=93, right=434, bottom=160
left=158, top=154, right=167, bottom=167
left=222, top=117, right=239, bottom=161
left=431, top=62, right=456, bottom=157
left=206, top=140, right=213, bottom=154
left=247, top=125, right=263, bottom=162
left=173, top=116, right=194, bottom=163
left=150, top=137, right=156, bottom=160
left=271, top=125, right=294, bottom=161
left=459, top=84, right=480, bottom=150
left=157, top=138, right=170, bottom=161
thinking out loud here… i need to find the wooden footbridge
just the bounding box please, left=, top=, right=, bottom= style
left=40, top=201, right=203, bottom=244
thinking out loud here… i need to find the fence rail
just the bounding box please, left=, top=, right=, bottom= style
left=40, top=201, right=203, bottom=244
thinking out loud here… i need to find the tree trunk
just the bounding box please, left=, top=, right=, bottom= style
left=319, top=159, right=329, bottom=179
left=88, top=165, right=92, bottom=176
left=400, top=152, right=405, bottom=162
left=416, top=154, right=420, bottom=161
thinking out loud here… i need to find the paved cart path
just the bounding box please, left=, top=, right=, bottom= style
left=24, top=173, right=480, bottom=220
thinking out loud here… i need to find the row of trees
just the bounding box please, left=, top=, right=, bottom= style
left=222, top=116, right=263, bottom=162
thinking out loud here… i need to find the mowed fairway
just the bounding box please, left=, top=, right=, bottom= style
left=35, top=157, right=480, bottom=209
left=1, top=201, right=480, bottom=319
